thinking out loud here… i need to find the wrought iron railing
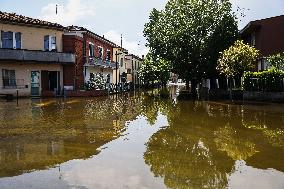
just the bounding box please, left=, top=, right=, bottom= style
left=86, top=57, right=118, bottom=69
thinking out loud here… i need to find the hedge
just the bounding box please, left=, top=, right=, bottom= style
left=243, top=69, right=284, bottom=92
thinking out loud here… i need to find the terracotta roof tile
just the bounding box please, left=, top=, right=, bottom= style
left=0, top=11, right=64, bottom=30
left=66, top=25, right=119, bottom=47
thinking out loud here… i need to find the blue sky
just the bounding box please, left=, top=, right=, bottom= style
left=1, top=0, right=284, bottom=56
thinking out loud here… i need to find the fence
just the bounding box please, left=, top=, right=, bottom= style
left=243, top=78, right=284, bottom=92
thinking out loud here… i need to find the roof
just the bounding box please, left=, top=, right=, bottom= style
left=67, top=25, right=119, bottom=48
left=240, top=22, right=261, bottom=36
left=240, top=15, right=284, bottom=35
left=0, top=11, right=65, bottom=30
left=126, top=54, right=143, bottom=61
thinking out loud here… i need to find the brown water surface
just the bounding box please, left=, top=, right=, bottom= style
left=0, top=89, right=283, bottom=189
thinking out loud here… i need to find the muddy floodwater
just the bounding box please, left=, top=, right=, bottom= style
left=0, top=89, right=283, bottom=189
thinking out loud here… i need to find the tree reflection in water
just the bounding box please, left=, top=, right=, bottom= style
left=143, top=95, right=284, bottom=189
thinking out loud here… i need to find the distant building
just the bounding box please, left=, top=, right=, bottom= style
left=112, top=47, right=128, bottom=84
left=241, top=15, right=284, bottom=71
left=124, top=54, right=143, bottom=86
left=0, top=11, right=75, bottom=97
left=63, top=26, right=118, bottom=90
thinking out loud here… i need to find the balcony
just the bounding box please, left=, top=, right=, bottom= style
left=85, top=57, right=118, bottom=69
left=0, top=48, right=75, bottom=64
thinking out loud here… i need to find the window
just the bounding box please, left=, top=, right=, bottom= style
left=120, top=57, right=124, bottom=67
left=89, top=43, right=94, bottom=57
left=106, top=50, right=111, bottom=61
left=98, top=46, right=103, bottom=59
left=1, top=31, right=22, bottom=49
left=44, top=35, right=49, bottom=51
left=127, top=69, right=131, bottom=74
left=15, top=32, right=21, bottom=49
left=51, top=36, right=56, bottom=51
left=2, top=69, right=16, bottom=88
left=1, top=31, right=13, bottom=48
left=44, top=35, right=56, bottom=51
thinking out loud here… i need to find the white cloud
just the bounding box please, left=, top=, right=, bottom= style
left=104, top=30, right=149, bottom=57
left=40, top=0, right=96, bottom=26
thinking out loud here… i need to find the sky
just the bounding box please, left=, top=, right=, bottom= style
left=1, top=0, right=284, bottom=57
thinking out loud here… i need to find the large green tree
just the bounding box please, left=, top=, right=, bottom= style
left=138, top=53, right=170, bottom=86
left=144, top=0, right=238, bottom=95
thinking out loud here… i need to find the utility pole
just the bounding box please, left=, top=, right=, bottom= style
left=56, top=4, right=58, bottom=15
left=121, top=34, right=123, bottom=48
left=115, top=51, right=118, bottom=92
left=132, top=57, right=135, bottom=91
left=115, top=50, right=122, bottom=92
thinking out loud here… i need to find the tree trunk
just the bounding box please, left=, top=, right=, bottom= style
left=191, top=79, right=198, bottom=98
left=186, top=80, right=190, bottom=90
left=228, top=77, right=233, bottom=102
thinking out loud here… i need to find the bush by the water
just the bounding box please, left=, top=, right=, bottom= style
left=243, top=69, right=284, bottom=92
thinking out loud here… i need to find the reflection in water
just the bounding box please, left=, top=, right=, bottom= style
left=0, top=87, right=283, bottom=189
left=0, top=93, right=143, bottom=178
left=144, top=96, right=284, bottom=189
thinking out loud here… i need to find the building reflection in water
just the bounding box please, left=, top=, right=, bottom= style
left=0, top=93, right=143, bottom=178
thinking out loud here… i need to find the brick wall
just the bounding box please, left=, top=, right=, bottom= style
left=85, top=34, right=114, bottom=61
left=63, top=35, right=84, bottom=90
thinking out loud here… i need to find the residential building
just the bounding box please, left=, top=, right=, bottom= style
left=241, top=15, right=284, bottom=71
left=124, top=54, right=143, bottom=86
left=112, top=47, right=128, bottom=84
left=0, top=11, right=75, bottom=97
left=63, top=26, right=118, bottom=90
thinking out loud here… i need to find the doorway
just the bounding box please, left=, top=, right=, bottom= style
left=31, top=71, right=40, bottom=96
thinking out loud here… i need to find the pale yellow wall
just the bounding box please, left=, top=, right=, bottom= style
left=112, top=69, right=120, bottom=84
left=0, top=23, right=64, bottom=52
left=0, top=62, right=63, bottom=96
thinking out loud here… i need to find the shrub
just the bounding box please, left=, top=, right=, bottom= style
left=217, top=40, right=259, bottom=77
left=85, top=73, right=107, bottom=91
left=243, top=69, right=284, bottom=92
left=267, top=52, right=284, bottom=70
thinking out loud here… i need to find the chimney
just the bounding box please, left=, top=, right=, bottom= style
left=142, top=55, right=145, bottom=60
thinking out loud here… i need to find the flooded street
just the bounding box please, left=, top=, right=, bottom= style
left=0, top=89, right=283, bottom=189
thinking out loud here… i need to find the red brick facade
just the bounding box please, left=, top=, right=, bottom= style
left=85, top=34, right=114, bottom=61
left=62, top=31, right=117, bottom=92
left=63, top=35, right=84, bottom=90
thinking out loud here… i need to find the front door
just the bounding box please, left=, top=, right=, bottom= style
left=31, top=71, right=40, bottom=96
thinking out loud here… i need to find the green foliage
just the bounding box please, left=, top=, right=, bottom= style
left=138, top=53, right=170, bottom=86
left=144, top=0, right=238, bottom=83
left=243, top=69, right=284, bottom=92
left=267, top=52, right=284, bottom=70
left=217, top=40, right=259, bottom=77
left=85, top=73, right=107, bottom=90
